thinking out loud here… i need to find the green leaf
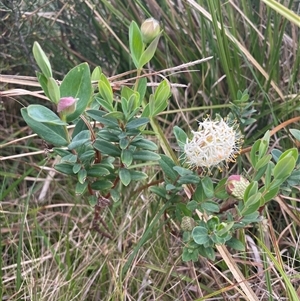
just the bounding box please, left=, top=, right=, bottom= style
left=86, top=109, right=119, bottom=127
left=193, top=183, right=207, bottom=203
left=255, top=154, right=272, bottom=170
left=182, top=247, right=199, bottom=262
left=278, top=148, right=298, bottom=162
left=106, top=112, right=125, bottom=121
left=240, top=212, right=260, bottom=224
left=21, top=108, right=68, bottom=146
left=126, top=117, right=149, bottom=129
left=47, top=77, right=60, bottom=104
left=177, top=174, right=200, bottom=185
left=129, top=21, right=144, bottom=68
left=201, top=201, right=219, bottom=213
left=91, top=180, right=113, bottom=191
left=68, top=130, right=91, bottom=150
left=32, top=42, right=52, bottom=78
left=73, top=164, right=81, bottom=174
left=158, top=155, right=178, bottom=182
left=79, top=149, right=95, bottom=164
left=207, top=216, right=219, bottom=230
left=149, top=186, right=168, bottom=199
left=264, top=162, right=274, bottom=187
left=192, top=226, right=209, bottom=245
left=75, top=181, right=88, bottom=195
left=173, top=126, right=188, bottom=149
left=86, top=164, right=110, bottom=177
left=121, top=86, right=137, bottom=101
left=243, top=181, right=258, bottom=201
left=96, top=96, right=114, bottom=112
left=186, top=200, right=199, bottom=211
left=290, top=129, right=300, bottom=141
left=271, top=149, right=282, bottom=162
left=173, top=166, right=193, bottom=176
left=131, top=137, right=158, bottom=151
left=98, top=73, right=113, bottom=104
left=241, top=193, right=261, bottom=216
left=141, top=103, right=150, bottom=117
left=132, top=150, right=160, bottom=161
left=88, top=195, right=98, bottom=206
left=119, top=137, right=129, bottom=150
left=253, top=164, right=268, bottom=182
left=72, top=118, right=88, bottom=138
left=203, top=247, right=215, bottom=261
left=258, top=131, right=270, bottom=158
left=78, top=169, right=87, bottom=184
left=226, top=237, right=245, bottom=251
left=152, top=79, right=170, bottom=115
left=201, top=177, right=214, bottom=198
left=27, top=105, right=67, bottom=125
left=61, top=154, right=77, bottom=163
left=137, top=77, right=147, bottom=105
left=217, top=222, right=234, bottom=236
left=60, top=63, right=92, bottom=121
left=91, top=66, right=102, bottom=81
left=36, top=72, right=50, bottom=100
left=138, top=34, right=160, bottom=68
left=261, top=186, right=279, bottom=203
left=119, top=168, right=131, bottom=186
left=214, top=178, right=229, bottom=199
left=250, top=139, right=261, bottom=167
left=110, top=188, right=120, bottom=202
left=54, top=163, right=74, bottom=175
left=53, top=148, right=71, bottom=157
left=94, top=139, right=121, bottom=157
left=273, top=156, right=296, bottom=180
left=154, top=79, right=170, bottom=103
left=129, top=170, right=148, bottom=181
left=121, top=149, right=133, bottom=166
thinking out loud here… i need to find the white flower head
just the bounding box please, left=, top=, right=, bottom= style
left=184, top=115, right=243, bottom=171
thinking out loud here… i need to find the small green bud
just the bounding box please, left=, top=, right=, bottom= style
left=57, top=97, right=77, bottom=115
left=141, top=18, right=160, bottom=44
left=226, top=175, right=250, bottom=200
left=181, top=216, right=195, bottom=232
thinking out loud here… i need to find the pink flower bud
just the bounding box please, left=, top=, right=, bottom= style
left=141, top=18, right=160, bottom=44
left=57, top=97, right=77, bottom=114
left=226, top=175, right=250, bottom=200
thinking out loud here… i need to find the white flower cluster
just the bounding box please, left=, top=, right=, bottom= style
left=184, top=116, right=243, bottom=170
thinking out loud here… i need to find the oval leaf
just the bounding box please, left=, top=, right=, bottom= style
left=129, top=21, right=144, bottom=68
left=126, top=117, right=149, bottom=129
left=21, top=108, right=68, bottom=146
left=32, top=42, right=52, bottom=78
left=119, top=168, right=131, bottom=186
left=132, top=150, right=160, bottom=161
left=192, top=226, right=209, bottom=245
left=94, top=139, right=121, bottom=157
left=47, top=77, right=60, bottom=104
left=27, top=105, right=67, bottom=125
left=273, top=156, right=296, bottom=180
left=98, top=73, right=113, bottom=104
left=60, top=63, right=92, bottom=122
left=138, top=34, right=160, bottom=68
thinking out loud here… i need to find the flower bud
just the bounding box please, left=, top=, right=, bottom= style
left=181, top=216, right=195, bottom=232
left=226, top=175, right=250, bottom=200
left=57, top=97, right=77, bottom=115
left=141, top=18, right=160, bottom=44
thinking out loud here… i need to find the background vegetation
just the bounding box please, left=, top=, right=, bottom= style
left=1, top=0, right=299, bottom=300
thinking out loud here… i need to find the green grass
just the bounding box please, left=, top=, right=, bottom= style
left=1, top=0, right=300, bottom=300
